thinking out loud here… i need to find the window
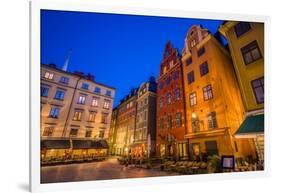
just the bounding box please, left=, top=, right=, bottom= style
left=44, top=71, right=54, bottom=80
left=175, top=88, right=181, bottom=100
left=144, top=98, right=148, bottom=105
left=197, top=47, right=205, bottom=57
left=49, top=107, right=59, bottom=118
left=42, top=127, right=54, bottom=137
left=159, top=82, right=164, bottom=90
left=186, top=57, right=192, bottom=65
left=166, top=93, right=172, bottom=104
left=159, top=118, right=164, bottom=129
left=241, top=40, right=262, bottom=65
left=167, top=115, right=172, bottom=129
left=173, top=70, right=179, bottom=80
left=203, top=85, right=213, bottom=100
left=159, top=98, right=164, bottom=108
left=105, top=90, right=111, bottom=97
left=54, top=90, right=65, bottom=100
left=60, top=76, right=69, bottom=84
left=191, top=114, right=199, bottom=132
left=165, top=76, right=171, bottom=86
left=207, top=112, right=218, bottom=129
left=85, top=129, right=92, bottom=137
left=251, top=77, right=264, bottom=104
left=103, top=100, right=111, bottom=109
left=101, top=113, right=108, bottom=124
left=91, top=97, right=99, bottom=107
left=81, top=83, right=89, bottom=90
left=98, top=129, right=105, bottom=138
left=169, top=60, right=174, bottom=68
left=200, top=61, right=209, bottom=76
left=190, top=92, right=197, bottom=106
left=187, top=71, right=195, bottom=84
left=77, top=95, right=86, bottom=104
left=234, top=22, right=251, bottom=37
left=73, top=111, right=82, bottom=121
left=70, top=128, right=78, bottom=137
left=94, top=87, right=101, bottom=94
left=190, top=39, right=196, bottom=48
left=41, top=86, right=49, bottom=97
left=176, top=113, right=182, bottom=128
left=88, top=111, right=96, bottom=122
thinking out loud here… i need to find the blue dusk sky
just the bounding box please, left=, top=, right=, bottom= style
left=41, top=10, right=225, bottom=107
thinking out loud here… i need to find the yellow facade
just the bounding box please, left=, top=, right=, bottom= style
left=181, top=25, right=256, bottom=160
left=219, top=22, right=264, bottom=112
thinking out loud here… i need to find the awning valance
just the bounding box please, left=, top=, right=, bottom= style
left=41, top=139, right=70, bottom=149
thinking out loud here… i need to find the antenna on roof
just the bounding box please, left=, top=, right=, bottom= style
left=62, top=49, right=72, bottom=71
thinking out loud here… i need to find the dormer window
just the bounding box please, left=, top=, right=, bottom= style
left=191, top=39, right=196, bottom=48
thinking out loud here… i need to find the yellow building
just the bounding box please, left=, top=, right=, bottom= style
left=181, top=25, right=256, bottom=161
left=219, top=22, right=264, bottom=163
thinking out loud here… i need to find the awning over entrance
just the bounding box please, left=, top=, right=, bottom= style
left=235, top=114, right=264, bottom=138
left=41, top=139, right=109, bottom=150
left=72, top=139, right=109, bottom=149
left=41, top=139, right=70, bottom=149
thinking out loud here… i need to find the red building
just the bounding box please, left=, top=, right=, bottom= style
left=156, top=42, right=187, bottom=159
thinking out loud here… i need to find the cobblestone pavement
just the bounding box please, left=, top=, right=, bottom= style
left=41, top=157, right=178, bottom=183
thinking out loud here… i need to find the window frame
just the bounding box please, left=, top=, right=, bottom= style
left=187, top=71, right=195, bottom=85
left=241, top=40, right=262, bottom=65
left=199, top=61, right=209, bottom=77
left=189, top=92, right=197, bottom=106
left=251, top=77, right=264, bottom=104
left=234, top=22, right=251, bottom=38
left=203, top=84, right=213, bottom=101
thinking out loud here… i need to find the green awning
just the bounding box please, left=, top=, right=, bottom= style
left=235, top=114, right=264, bottom=137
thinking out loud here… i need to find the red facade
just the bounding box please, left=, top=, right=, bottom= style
left=156, top=42, right=187, bottom=158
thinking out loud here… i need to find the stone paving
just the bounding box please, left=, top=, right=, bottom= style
left=41, top=157, right=178, bottom=183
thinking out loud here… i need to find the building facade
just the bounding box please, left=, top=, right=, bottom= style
left=131, top=77, right=157, bottom=158
left=181, top=25, right=256, bottom=161
left=113, top=88, right=138, bottom=155
left=219, top=22, right=264, bottom=163
left=156, top=42, right=187, bottom=159
left=40, top=64, right=115, bottom=158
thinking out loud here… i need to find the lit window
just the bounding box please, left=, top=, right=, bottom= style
left=101, top=113, right=108, bottom=124
left=44, top=71, right=54, bottom=80
left=176, top=113, right=182, bottom=128
left=60, top=76, right=69, bottom=84
left=166, top=93, right=172, bottom=104
left=169, top=60, right=174, bottom=68
left=85, top=129, right=92, bottom=137
left=190, top=92, right=197, bottom=106
left=203, top=85, right=213, bottom=101
left=42, top=127, right=54, bottom=137
left=191, top=114, right=199, bottom=132
left=98, top=129, right=105, bottom=138
left=41, top=86, right=49, bottom=97
left=70, top=128, right=79, bottom=137
left=187, top=71, right=195, bottom=85
left=94, top=87, right=101, bottom=94
left=54, top=90, right=65, bottom=100
left=77, top=95, right=86, bottom=104
left=81, top=83, right=89, bottom=90
left=241, top=40, right=262, bottom=65
left=251, top=77, right=264, bottom=104
left=49, top=107, right=59, bottom=118
left=200, top=61, right=209, bottom=77
left=88, top=111, right=96, bottom=122
left=105, top=90, right=111, bottom=97
left=92, top=97, right=99, bottom=107
left=73, top=111, right=82, bottom=121
left=103, top=100, right=111, bottom=109
left=207, top=112, right=218, bottom=129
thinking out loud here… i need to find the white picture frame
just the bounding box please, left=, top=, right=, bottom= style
left=30, top=0, right=270, bottom=192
